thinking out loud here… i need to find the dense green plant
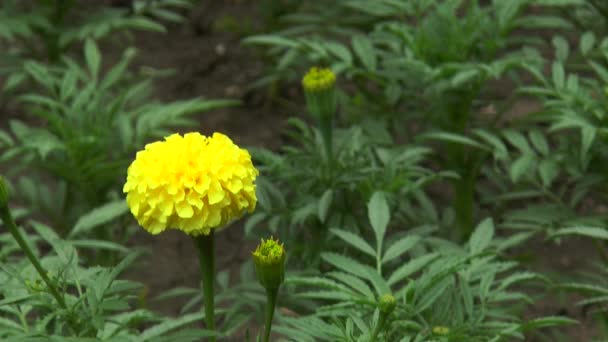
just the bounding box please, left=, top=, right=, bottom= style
left=272, top=193, right=573, bottom=341
left=0, top=40, right=237, bottom=234
left=248, top=118, right=449, bottom=265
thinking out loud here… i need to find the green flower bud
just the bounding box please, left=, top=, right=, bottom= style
left=0, top=176, right=9, bottom=209
left=302, top=67, right=337, bottom=121
left=378, top=293, right=396, bottom=315
left=252, top=237, right=286, bottom=291
left=432, top=326, right=450, bottom=336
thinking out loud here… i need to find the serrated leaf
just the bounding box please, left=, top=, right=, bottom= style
left=509, top=153, right=535, bottom=183
left=388, top=253, right=440, bottom=286
left=469, top=218, right=494, bottom=254
left=382, top=235, right=420, bottom=264
left=551, top=226, right=608, bottom=240
left=84, top=39, right=101, bottom=78
left=552, top=61, right=565, bottom=89
left=368, top=192, right=389, bottom=250
left=580, top=31, right=595, bottom=56
left=318, top=189, right=333, bottom=223
left=69, top=200, right=129, bottom=238
left=330, top=228, right=376, bottom=258
left=352, top=35, right=376, bottom=71
left=538, top=159, right=559, bottom=187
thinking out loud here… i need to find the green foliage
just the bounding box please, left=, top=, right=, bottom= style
left=247, top=117, right=449, bottom=265
left=273, top=207, right=571, bottom=341
left=0, top=40, right=237, bottom=233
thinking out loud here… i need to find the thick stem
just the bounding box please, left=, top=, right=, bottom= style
left=195, top=232, right=216, bottom=341
left=453, top=175, right=475, bottom=239
left=319, top=115, right=333, bottom=168
left=263, top=288, right=278, bottom=342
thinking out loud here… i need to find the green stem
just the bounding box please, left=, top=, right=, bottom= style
left=0, top=205, right=79, bottom=333
left=263, top=288, right=278, bottom=342
left=453, top=174, right=475, bottom=239
left=319, top=115, right=333, bottom=168
left=195, top=232, right=216, bottom=341
left=0, top=207, right=66, bottom=307
left=368, top=312, right=389, bottom=342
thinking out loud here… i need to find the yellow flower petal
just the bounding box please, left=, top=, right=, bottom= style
left=123, top=132, right=259, bottom=235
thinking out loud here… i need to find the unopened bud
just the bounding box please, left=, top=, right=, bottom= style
left=252, top=237, right=286, bottom=291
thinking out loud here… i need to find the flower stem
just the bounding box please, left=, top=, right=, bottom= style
left=263, top=288, right=278, bottom=342
left=0, top=207, right=66, bottom=307
left=195, top=232, right=216, bottom=341
left=368, top=311, right=389, bottom=342
left=0, top=205, right=79, bottom=333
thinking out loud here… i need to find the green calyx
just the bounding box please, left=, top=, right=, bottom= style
left=302, top=67, right=337, bottom=122
left=378, top=294, right=396, bottom=315
left=253, top=237, right=286, bottom=291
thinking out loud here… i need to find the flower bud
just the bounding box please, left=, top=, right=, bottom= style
left=302, top=67, right=337, bottom=121
left=0, top=176, right=9, bottom=209
left=432, top=326, right=450, bottom=336
left=378, top=293, right=396, bottom=315
left=252, top=237, right=286, bottom=291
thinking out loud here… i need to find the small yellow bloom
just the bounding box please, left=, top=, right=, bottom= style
left=302, top=67, right=336, bottom=93
left=123, top=132, right=258, bottom=236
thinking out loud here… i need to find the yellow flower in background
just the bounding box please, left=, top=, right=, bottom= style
left=123, top=132, right=258, bottom=236
left=301, top=67, right=336, bottom=93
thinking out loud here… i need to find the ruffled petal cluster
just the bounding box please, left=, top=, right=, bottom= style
left=123, top=132, right=258, bottom=236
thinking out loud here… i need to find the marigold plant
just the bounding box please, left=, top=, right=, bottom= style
left=123, top=132, right=258, bottom=236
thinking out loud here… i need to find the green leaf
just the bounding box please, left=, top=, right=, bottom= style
left=368, top=191, right=390, bottom=250
left=551, top=226, right=608, bottom=240
left=388, top=252, right=440, bottom=286
left=69, top=239, right=129, bottom=253
left=538, top=159, right=559, bottom=187
left=552, top=61, right=565, bottom=89
left=421, top=131, right=488, bottom=151
left=528, top=130, right=548, bottom=156
left=469, top=218, right=494, bottom=254
left=382, top=235, right=420, bottom=264
left=135, top=313, right=210, bottom=342
left=242, top=35, right=299, bottom=48
left=509, top=153, right=535, bottom=183
left=322, top=252, right=379, bottom=283
left=318, top=189, right=333, bottom=223
left=552, top=35, right=569, bottom=62
left=84, top=39, right=101, bottom=78
left=451, top=69, right=479, bottom=87
left=521, top=316, right=578, bottom=331
left=69, top=200, right=129, bottom=238
left=352, top=35, right=376, bottom=71
left=580, top=31, right=595, bottom=56
left=330, top=228, right=376, bottom=258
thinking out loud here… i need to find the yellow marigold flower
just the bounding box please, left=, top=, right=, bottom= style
left=302, top=67, right=336, bottom=93
left=123, top=132, right=258, bottom=236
